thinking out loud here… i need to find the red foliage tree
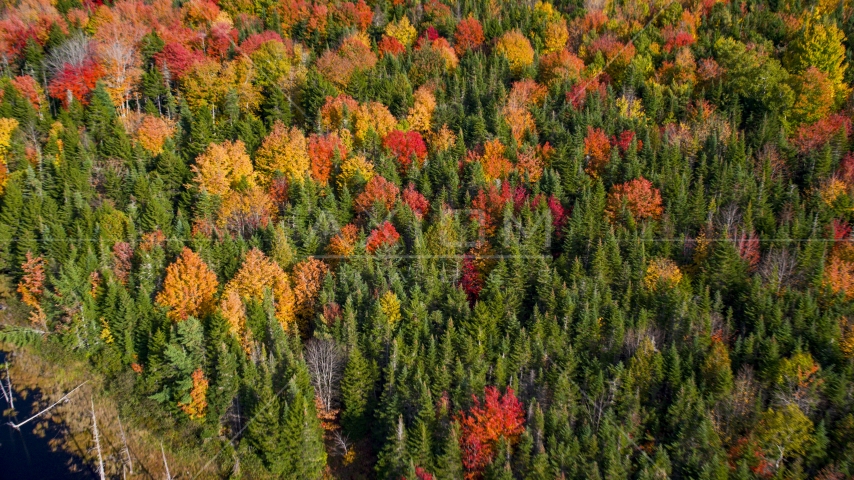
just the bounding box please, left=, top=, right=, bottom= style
left=837, top=153, right=854, bottom=188
left=207, top=22, right=238, bottom=58
left=355, top=175, right=400, bottom=214
left=308, top=132, right=347, bottom=185
left=566, top=74, right=608, bottom=109
left=333, top=0, right=372, bottom=30
left=605, top=177, right=664, bottom=221
left=402, top=183, right=430, bottom=219
left=471, top=183, right=512, bottom=236
left=155, top=42, right=203, bottom=80
left=454, top=16, right=484, bottom=55
left=792, top=114, right=851, bottom=155
left=459, top=256, right=483, bottom=305
left=662, top=27, right=696, bottom=53
left=548, top=195, right=567, bottom=235
left=238, top=31, right=284, bottom=56
left=610, top=130, right=642, bottom=154
left=366, top=221, right=400, bottom=253
left=457, top=386, right=525, bottom=479
left=383, top=130, right=427, bottom=171
left=734, top=230, right=760, bottom=271
left=11, top=75, right=42, bottom=110
left=831, top=219, right=852, bottom=242
left=268, top=177, right=289, bottom=206
left=48, top=59, right=104, bottom=106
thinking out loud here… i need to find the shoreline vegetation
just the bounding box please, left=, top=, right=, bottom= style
left=2, top=298, right=232, bottom=479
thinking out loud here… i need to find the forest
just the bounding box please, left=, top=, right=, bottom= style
left=0, top=0, right=853, bottom=477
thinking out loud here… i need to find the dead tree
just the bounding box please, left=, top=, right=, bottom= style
left=1, top=362, right=13, bottom=410
left=117, top=413, right=133, bottom=474
left=7, top=381, right=87, bottom=430
left=90, top=399, right=106, bottom=480
left=161, top=442, right=172, bottom=480
left=304, top=338, right=345, bottom=413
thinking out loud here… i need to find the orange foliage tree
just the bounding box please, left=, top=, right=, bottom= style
left=327, top=224, right=359, bottom=258
left=179, top=368, right=209, bottom=419
left=583, top=126, right=611, bottom=177
left=539, top=49, right=585, bottom=86
left=473, top=139, right=513, bottom=182
left=156, top=247, right=219, bottom=321
left=605, top=177, right=664, bottom=221
left=223, top=248, right=295, bottom=331
left=18, top=252, right=46, bottom=324
left=316, top=34, right=377, bottom=87
left=457, top=386, right=525, bottom=479
left=133, top=115, right=175, bottom=156
left=217, top=185, right=276, bottom=237
left=292, top=257, right=329, bottom=326
left=308, top=132, right=348, bottom=185
left=454, top=16, right=484, bottom=55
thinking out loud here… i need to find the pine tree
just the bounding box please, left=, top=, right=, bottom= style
left=341, top=344, right=375, bottom=438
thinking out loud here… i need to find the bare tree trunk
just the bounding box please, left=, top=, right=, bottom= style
left=117, top=413, right=133, bottom=474
left=1, top=362, right=13, bottom=410
left=7, top=382, right=87, bottom=430
left=91, top=399, right=106, bottom=480
left=161, top=442, right=172, bottom=480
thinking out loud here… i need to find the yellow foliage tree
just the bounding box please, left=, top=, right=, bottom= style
left=407, top=87, right=437, bottom=133
left=156, top=247, right=220, bottom=321
left=385, top=15, right=417, bottom=48
left=192, top=140, right=255, bottom=196
left=495, top=30, right=535, bottom=76
left=379, top=290, right=401, bottom=326
left=0, top=117, right=18, bottom=195
left=643, top=258, right=683, bottom=290
left=353, top=101, right=397, bottom=146
left=338, top=154, right=375, bottom=189
left=255, top=122, right=310, bottom=184
left=542, top=19, right=569, bottom=54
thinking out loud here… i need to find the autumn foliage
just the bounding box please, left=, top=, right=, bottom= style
left=458, top=386, right=525, bottom=478
left=495, top=30, right=535, bottom=75
left=583, top=126, right=611, bottom=177
left=354, top=175, right=399, bottom=214
left=307, top=132, right=347, bottom=185
left=382, top=130, right=427, bottom=171
left=48, top=59, right=105, bottom=106
left=605, top=177, right=664, bottom=221
left=223, top=248, right=295, bottom=330
left=18, top=252, right=46, bottom=324
left=453, top=16, right=484, bottom=55
left=192, top=140, right=255, bottom=196
left=156, top=248, right=219, bottom=321
left=366, top=221, right=400, bottom=253
left=179, top=368, right=209, bottom=419
left=255, top=121, right=310, bottom=184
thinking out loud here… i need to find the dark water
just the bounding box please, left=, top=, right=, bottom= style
left=0, top=351, right=95, bottom=480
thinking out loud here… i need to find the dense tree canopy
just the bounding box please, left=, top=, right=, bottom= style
left=1, top=0, right=854, bottom=478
